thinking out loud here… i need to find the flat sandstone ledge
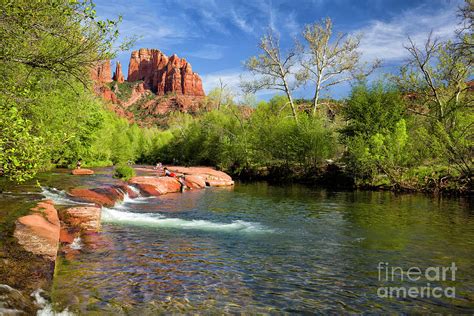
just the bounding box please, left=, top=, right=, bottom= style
left=129, top=166, right=234, bottom=196
left=71, top=168, right=94, bottom=175
left=14, top=200, right=60, bottom=262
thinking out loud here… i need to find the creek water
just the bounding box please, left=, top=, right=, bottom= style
left=1, top=168, right=474, bottom=313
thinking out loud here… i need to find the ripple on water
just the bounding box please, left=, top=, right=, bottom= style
left=47, top=183, right=474, bottom=314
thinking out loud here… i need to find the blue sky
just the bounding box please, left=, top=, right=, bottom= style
left=95, top=0, right=462, bottom=100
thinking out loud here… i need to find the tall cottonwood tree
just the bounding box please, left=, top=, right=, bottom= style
left=397, top=2, right=473, bottom=178
left=242, top=30, right=299, bottom=123
left=299, top=18, right=379, bottom=116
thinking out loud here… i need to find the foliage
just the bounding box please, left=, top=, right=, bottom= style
left=299, top=17, right=380, bottom=115
left=113, top=164, right=135, bottom=181
left=109, top=81, right=142, bottom=102
left=0, top=102, right=45, bottom=182
left=0, top=0, right=127, bottom=182
left=0, top=0, right=124, bottom=85
left=395, top=29, right=472, bottom=178
left=340, top=82, right=405, bottom=139
left=152, top=95, right=338, bottom=177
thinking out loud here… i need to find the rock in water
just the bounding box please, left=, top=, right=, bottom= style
left=14, top=201, right=60, bottom=261
left=64, top=207, right=102, bottom=231
left=71, top=168, right=94, bottom=175
left=129, top=176, right=182, bottom=196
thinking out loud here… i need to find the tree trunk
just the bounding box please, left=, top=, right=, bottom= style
left=283, top=79, right=298, bottom=124
left=312, top=77, right=322, bottom=116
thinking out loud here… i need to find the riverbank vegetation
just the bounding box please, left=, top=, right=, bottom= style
left=1, top=0, right=472, bottom=194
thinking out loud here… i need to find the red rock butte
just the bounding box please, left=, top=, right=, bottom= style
left=127, top=48, right=205, bottom=97
left=113, top=61, right=125, bottom=83
left=90, top=60, right=112, bottom=84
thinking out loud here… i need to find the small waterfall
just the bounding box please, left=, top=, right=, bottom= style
left=41, top=187, right=93, bottom=206
left=32, top=289, right=73, bottom=316
left=70, top=237, right=83, bottom=250
left=127, top=185, right=141, bottom=196
left=101, top=207, right=273, bottom=233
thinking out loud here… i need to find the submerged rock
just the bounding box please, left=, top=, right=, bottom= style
left=71, top=168, right=94, bottom=175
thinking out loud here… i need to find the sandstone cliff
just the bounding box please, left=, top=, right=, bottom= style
left=90, top=60, right=112, bottom=83
left=112, top=61, right=125, bottom=83
left=127, top=48, right=204, bottom=96
left=90, top=48, right=206, bottom=126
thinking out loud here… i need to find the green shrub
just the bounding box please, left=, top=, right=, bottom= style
left=113, top=165, right=135, bottom=181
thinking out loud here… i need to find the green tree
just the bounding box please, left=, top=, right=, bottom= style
left=340, top=83, right=405, bottom=139
left=397, top=31, right=473, bottom=178
left=299, top=17, right=379, bottom=115
left=0, top=0, right=127, bottom=181
left=242, top=30, right=300, bottom=123
left=0, top=102, right=45, bottom=182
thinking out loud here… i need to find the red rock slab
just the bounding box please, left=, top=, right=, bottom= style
left=129, top=176, right=182, bottom=196
left=168, top=166, right=233, bottom=181
left=96, top=186, right=125, bottom=201
left=206, top=179, right=235, bottom=187
left=31, top=200, right=59, bottom=227
left=184, top=175, right=206, bottom=189
left=133, top=183, right=161, bottom=196
left=14, top=202, right=60, bottom=261
left=71, top=169, right=94, bottom=175
left=64, top=206, right=102, bottom=231
left=68, top=188, right=116, bottom=207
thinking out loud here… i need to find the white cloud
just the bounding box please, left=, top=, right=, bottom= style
left=201, top=68, right=245, bottom=94
left=284, top=11, right=300, bottom=37
left=231, top=9, right=254, bottom=34
left=356, top=4, right=459, bottom=63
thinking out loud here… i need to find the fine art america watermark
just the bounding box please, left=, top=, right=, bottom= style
left=377, top=262, right=457, bottom=299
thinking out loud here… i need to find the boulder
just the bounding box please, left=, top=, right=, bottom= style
left=71, top=168, right=94, bottom=175
left=68, top=185, right=135, bottom=206
left=129, top=176, right=182, bottom=196
left=68, top=188, right=116, bottom=207
left=168, top=167, right=234, bottom=186
left=133, top=183, right=162, bottom=196
left=64, top=206, right=102, bottom=231
left=184, top=175, right=206, bottom=189
left=14, top=201, right=60, bottom=261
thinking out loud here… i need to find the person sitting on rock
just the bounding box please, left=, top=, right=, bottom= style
left=163, top=167, right=176, bottom=177
left=177, top=175, right=188, bottom=193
